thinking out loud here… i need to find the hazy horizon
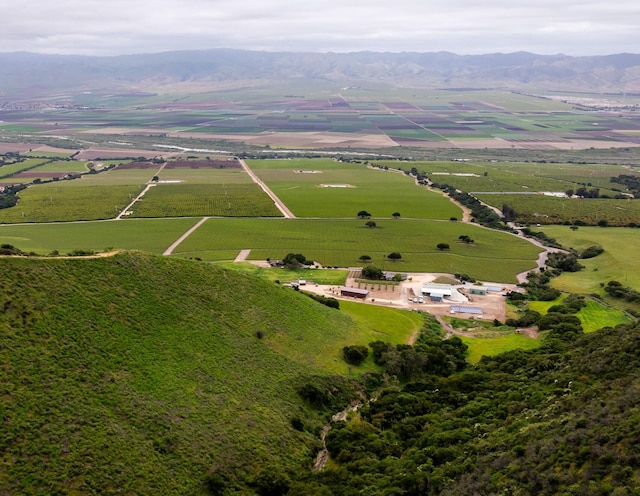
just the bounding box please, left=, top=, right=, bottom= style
left=3, top=0, right=638, bottom=57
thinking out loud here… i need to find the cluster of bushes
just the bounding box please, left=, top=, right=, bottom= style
left=455, top=272, right=476, bottom=283
left=287, top=321, right=640, bottom=495
left=507, top=295, right=586, bottom=339
left=302, top=291, right=340, bottom=309
left=436, top=185, right=511, bottom=231
left=517, top=270, right=562, bottom=301
left=0, top=184, right=26, bottom=210
left=520, top=227, right=563, bottom=248
left=546, top=251, right=584, bottom=272
left=0, top=244, right=28, bottom=256
left=282, top=252, right=314, bottom=268
left=580, top=245, right=604, bottom=259
left=610, top=174, right=640, bottom=197
left=361, top=265, right=383, bottom=280
left=368, top=336, right=468, bottom=381
left=603, top=280, right=640, bottom=302
left=342, top=345, right=368, bottom=365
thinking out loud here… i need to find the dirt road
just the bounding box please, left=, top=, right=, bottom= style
left=163, top=217, right=209, bottom=255
left=238, top=158, right=295, bottom=218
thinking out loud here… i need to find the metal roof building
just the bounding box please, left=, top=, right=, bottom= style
left=421, top=283, right=453, bottom=297
left=340, top=287, right=370, bottom=299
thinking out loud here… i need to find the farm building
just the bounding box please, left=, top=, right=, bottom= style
left=421, top=283, right=453, bottom=301
left=340, top=287, right=369, bottom=299
left=468, top=286, right=488, bottom=295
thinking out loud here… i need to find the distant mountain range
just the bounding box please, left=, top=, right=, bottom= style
left=1, top=49, right=639, bottom=94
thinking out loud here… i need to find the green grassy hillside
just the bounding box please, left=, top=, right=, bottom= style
left=0, top=252, right=408, bottom=494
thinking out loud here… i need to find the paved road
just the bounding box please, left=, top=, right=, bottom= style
left=238, top=158, right=295, bottom=218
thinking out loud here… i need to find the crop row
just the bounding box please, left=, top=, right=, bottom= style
left=0, top=184, right=144, bottom=223
left=172, top=218, right=541, bottom=282
left=130, top=183, right=283, bottom=218
left=247, top=159, right=461, bottom=219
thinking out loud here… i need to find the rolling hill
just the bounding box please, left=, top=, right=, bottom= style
left=0, top=252, right=372, bottom=494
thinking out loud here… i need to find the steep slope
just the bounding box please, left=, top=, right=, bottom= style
left=0, top=252, right=364, bottom=494
left=286, top=324, right=640, bottom=495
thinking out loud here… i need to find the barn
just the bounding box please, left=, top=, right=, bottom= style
left=340, top=287, right=370, bottom=299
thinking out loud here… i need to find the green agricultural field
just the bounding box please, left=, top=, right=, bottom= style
left=31, top=160, right=90, bottom=172
left=377, top=160, right=635, bottom=195
left=477, top=194, right=640, bottom=226
left=0, top=218, right=198, bottom=254
left=528, top=296, right=631, bottom=333
left=172, top=218, right=542, bottom=282
left=266, top=300, right=423, bottom=374
left=130, top=183, right=282, bottom=218
left=461, top=333, right=541, bottom=363
left=24, top=151, right=75, bottom=158
left=535, top=225, right=640, bottom=293
left=0, top=158, right=50, bottom=178
left=217, top=262, right=349, bottom=285
left=158, top=167, right=252, bottom=184
left=83, top=167, right=157, bottom=185
left=246, top=159, right=461, bottom=219
left=0, top=184, right=144, bottom=223
left=575, top=299, right=633, bottom=332
left=340, top=300, right=423, bottom=347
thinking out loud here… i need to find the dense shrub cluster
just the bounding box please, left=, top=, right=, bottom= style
left=287, top=323, right=640, bottom=495
left=342, top=345, right=369, bottom=365
left=546, top=251, right=583, bottom=272
left=604, top=280, right=640, bottom=302
left=302, top=291, right=340, bottom=309
left=579, top=245, right=604, bottom=259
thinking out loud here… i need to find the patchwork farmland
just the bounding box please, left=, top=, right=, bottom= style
left=0, top=151, right=543, bottom=282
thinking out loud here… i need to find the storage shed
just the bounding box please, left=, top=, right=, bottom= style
left=468, top=286, right=488, bottom=295
left=340, top=287, right=370, bottom=299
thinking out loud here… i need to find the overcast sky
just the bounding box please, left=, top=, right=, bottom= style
left=3, top=0, right=638, bottom=56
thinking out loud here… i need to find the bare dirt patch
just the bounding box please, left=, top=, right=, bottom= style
left=0, top=143, right=38, bottom=153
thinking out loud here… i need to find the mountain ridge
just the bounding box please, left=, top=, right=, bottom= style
left=1, top=49, right=640, bottom=94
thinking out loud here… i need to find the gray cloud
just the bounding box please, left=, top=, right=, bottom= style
left=2, top=0, right=638, bottom=55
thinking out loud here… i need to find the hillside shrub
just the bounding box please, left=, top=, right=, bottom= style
left=342, top=345, right=369, bottom=365
left=303, top=292, right=340, bottom=309
left=580, top=245, right=605, bottom=259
